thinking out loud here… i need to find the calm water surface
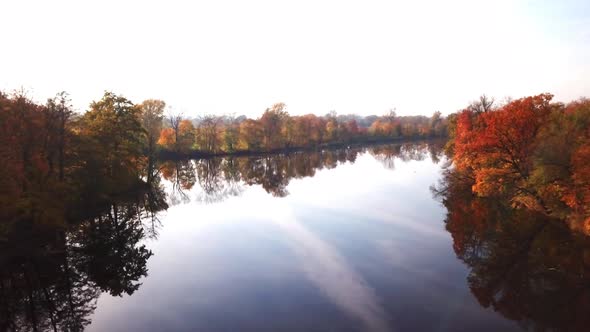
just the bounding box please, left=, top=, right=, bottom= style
left=5, top=142, right=589, bottom=331
left=87, top=142, right=520, bottom=332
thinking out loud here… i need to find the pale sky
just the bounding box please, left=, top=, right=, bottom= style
left=1, top=0, right=588, bottom=117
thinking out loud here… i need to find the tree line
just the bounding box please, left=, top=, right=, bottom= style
left=0, top=91, right=152, bottom=233
left=155, top=102, right=448, bottom=156
left=0, top=89, right=448, bottom=231
left=441, top=93, right=590, bottom=235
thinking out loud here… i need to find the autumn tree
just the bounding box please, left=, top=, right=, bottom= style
left=384, top=109, right=396, bottom=123
left=0, top=91, right=65, bottom=226
left=45, top=92, right=74, bottom=181
left=157, top=127, right=176, bottom=151
left=140, top=99, right=166, bottom=153
left=238, top=119, right=263, bottom=151
left=291, top=114, right=324, bottom=147
left=178, top=119, right=196, bottom=153
left=282, top=116, right=296, bottom=148
left=453, top=93, right=556, bottom=213
left=346, top=119, right=359, bottom=138
left=468, top=94, right=495, bottom=114
left=222, top=114, right=240, bottom=152
left=196, top=115, right=222, bottom=153
left=167, top=112, right=183, bottom=153
left=139, top=99, right=165, bottom=181
left=325, top=110, right=339, bottom=142
left=77, top=92, right=146, bottom=193
left=260, top=103, right=288, bottom=150
left=429, top=111, right=446, bottom=137
left=531, top=98, right=590, bottom=231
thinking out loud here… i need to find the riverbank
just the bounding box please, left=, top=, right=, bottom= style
left=156, top=136, right=448, bottom=160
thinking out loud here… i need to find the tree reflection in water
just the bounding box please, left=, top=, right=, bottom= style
left=160, top=141, right=446, bottom=203
left=160, top=159, right=196, bottom=205
left=0, top=184, right=168, bottom=332
left=0, top=141, right=464, bottom=332
left=433, top=167, right=590, bottom=331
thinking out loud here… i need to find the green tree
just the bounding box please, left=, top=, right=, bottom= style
left=77, top=92, right=146, bottom=195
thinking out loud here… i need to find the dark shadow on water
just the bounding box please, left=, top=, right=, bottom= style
left=4, top=141, right=589, bottom=331
left=0, top=141, right=444, bottom=331
left=0, top=184, right=167, bottom=332
left=433, top=166, right=590, bottom=331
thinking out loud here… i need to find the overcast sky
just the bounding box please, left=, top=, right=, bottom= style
left=1, top=0, right=588, bottom=117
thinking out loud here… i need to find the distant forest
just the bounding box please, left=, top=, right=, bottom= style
left=142, top=101, right=449, bottom=157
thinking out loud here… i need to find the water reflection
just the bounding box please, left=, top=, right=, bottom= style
left=160, top=159, right=196, bottom=204
left=5, top=140, right=590, bottom=331
left=434, top=167, right=590, bottom=331
left=272, top=204, right=391, bottom=332
left=1, top=141, right=442, bottom=332
left=160, top=140, right=445, bottom=204
left=0, top=186, right=167, bottom=332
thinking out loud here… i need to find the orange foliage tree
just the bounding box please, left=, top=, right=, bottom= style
left=451, top=93, right=590, bottom=233
left=454, top=94, right=554, bottom=210
left=158, top=128, right=176, bottom=151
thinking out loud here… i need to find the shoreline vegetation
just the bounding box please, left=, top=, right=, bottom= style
left=1, top=89, right=588, bottom=236
left=159, top=141, right=446, bottom=202
left=436, top=94, right=590, bottom=235
left=1, top=87, right=590, bottom=331
left=0, top=89, right=447, bottom=236
left=157, top=135, right=445, bottom=159
left=149, top=101, right=450, bottom=157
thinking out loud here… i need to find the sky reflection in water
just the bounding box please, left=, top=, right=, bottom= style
left=88, top=143, right=520, bottom=332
